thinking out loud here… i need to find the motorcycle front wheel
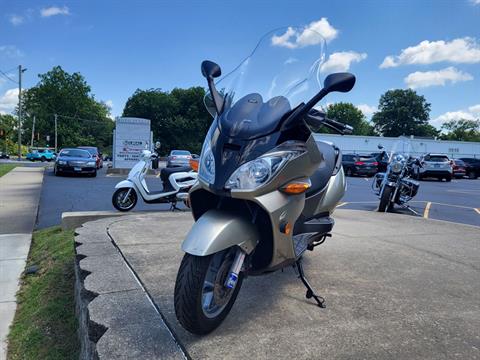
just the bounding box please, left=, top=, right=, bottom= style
left=112, top=188, right=137, bottom=212
left=174, top=248, right=243, bottom=335
left=378, top=185, right=393, bottom=212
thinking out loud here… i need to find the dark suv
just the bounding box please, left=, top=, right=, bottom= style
left=458, top=158, right=480, bottom=179
left=342, top=154, right=378, bottom=177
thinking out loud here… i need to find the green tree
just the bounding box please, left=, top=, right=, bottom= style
left=21, top=66, right=114, bottom=152
left=440, top=119, right=480, bottom=142
left=122, top=87, right=211, bottom=154
left=0, top=114, right=17, bottom=153
left=372, top=89, right=438, bottom=137
left=325, top=102, right=374, bottom=135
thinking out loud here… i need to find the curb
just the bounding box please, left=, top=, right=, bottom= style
left=74, top=217, right=185, bottom=360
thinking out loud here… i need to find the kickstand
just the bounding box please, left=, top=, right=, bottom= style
left=400, top=203, right=420, bottom=216
left=169, top=202, right=182, bottom=212
left=295, top=259, right=325, bottom=308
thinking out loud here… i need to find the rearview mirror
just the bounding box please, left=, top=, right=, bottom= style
left=323, top=72, right=356, bottom=93
left=201, top=60, right=221, bottom=79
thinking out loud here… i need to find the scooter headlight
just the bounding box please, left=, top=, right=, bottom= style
left=198, top=137, right=215, bottom=184
left=225, top=151, right=300, bottom=190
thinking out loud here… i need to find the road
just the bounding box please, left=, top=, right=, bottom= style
left=36, top=166, right=480, bottom=229
left=342, top=176, right=480, bottom=227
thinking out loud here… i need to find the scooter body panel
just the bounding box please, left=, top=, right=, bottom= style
left=182, top=209, right=258, bottom=256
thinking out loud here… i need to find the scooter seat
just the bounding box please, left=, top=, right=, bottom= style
left=306, top=141, right=337, bottom=197
left=160, top=166, right=191, bottom=183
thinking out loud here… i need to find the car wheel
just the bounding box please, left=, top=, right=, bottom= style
left=445, top=175, right=452, bottom=182
left=40, top=156, right=46, bottom=162
left=468, top=171, right=477, bottom=179
left=91, top=170, right=97, bottom=178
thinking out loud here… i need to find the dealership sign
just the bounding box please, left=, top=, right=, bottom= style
left=113, top=117, right=152, bottom=169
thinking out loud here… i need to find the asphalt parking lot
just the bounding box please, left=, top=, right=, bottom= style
left=36, top=165, right=480, bottom=229
left=36, top=163, right=177, bottom=229
left=342, top=176, right=480, bottom=227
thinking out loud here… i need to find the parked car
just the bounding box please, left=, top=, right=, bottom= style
left=452, top=159, right=467, bottom=179
left=26, top=148, right=56, bottom=162
left=54, top=148, right=97, bottom=177
left=0, top=151, right=9, bottom=159
left=370, top=151, right=389, bottom=172
left=412, top=153, right=453, bottom=181
left=167, top=150, right=192, bottom=167
left=77, top=146, right=103, bottom=169
left=458, top=157, right=480, bottom=179
left=342, top=154, right=378, bottom=176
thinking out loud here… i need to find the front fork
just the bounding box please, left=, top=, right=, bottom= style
left=225, top=248, right=246, bottom=289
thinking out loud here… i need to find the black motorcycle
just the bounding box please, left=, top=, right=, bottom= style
left=372, top=146, right=420, bottom=213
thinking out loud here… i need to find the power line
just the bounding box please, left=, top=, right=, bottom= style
left=53, top=113, right=113, bottom=124
left=0, top=69, right=18, bottom=84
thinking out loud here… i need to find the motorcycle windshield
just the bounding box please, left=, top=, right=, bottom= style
left=205, top=27, right=326, bottom=140
left=388, top=137, right=415, bottom=163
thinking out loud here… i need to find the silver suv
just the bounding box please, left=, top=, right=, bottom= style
left=413, top=153, right=453, bottom=182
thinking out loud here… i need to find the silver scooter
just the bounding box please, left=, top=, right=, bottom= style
left=112, top=143, right=197, bottom=211
left=174, top=27, right=355, bottom=334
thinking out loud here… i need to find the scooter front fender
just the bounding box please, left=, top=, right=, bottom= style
left=182, top=209, right=258, bottom=256
left=114, top=179, right=135, bottom=189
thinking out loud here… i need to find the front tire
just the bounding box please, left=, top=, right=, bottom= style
left=112, top=188, right=137, bottom=211
left=379, top=185, right=393, bottom=212
left=174, top=249, right=243, bottom=335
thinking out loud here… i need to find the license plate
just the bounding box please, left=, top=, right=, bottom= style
left=434, top=164, right=440, bottom=168
left=74, top=167, right=81, bottom=171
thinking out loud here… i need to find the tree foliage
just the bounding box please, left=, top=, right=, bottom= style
left=372, top=89, right=438, bottom=138
left=440, top=119, right=480, bottom=142
left=0, top=114, right=18, bottom=153
left=21, top=66, right=114, bottom=152
left=325, top=102, right=374, bottom=135
left=122, top=87, right=211, bottom=154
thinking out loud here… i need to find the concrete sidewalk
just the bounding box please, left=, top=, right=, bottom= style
left=0, top=167, right=44, bottom=359
left=76, top=210, right=480, bottom=359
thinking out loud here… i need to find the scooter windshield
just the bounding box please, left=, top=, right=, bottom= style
left=205, top=27, right=326, bottom=140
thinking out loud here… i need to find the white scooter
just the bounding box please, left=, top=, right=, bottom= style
left=112, top=147, right=197, bottom=212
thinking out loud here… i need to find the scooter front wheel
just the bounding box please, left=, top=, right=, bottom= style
left=174, top=248, right=243, bottom=335
left=112, top=188, right=137, bottom=212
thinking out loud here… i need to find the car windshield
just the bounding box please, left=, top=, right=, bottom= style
left=205, top=26, right=326, bottom=124
left=358, top=156, right=376, bottom=162
left=426, top=155, right=449, bottom=162
left=171, top=150, right=190, bottom=155
left=79, top=148, right=97, bottom=155
left=454, top=160, right=465, bottom=166
left=60, top=149, right=91, bottom=158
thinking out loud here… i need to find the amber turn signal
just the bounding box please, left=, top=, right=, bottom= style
left=281, top=181, right=311, bottom=194
left=189, top=159, right=199, bottom=172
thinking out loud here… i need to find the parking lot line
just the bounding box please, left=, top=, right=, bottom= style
left=423, top=202, right=432, bottom=219
left=474, top=208, right=480, bottom=215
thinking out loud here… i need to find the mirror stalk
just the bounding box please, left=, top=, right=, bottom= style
left=206, top=78, right=224, bottom=115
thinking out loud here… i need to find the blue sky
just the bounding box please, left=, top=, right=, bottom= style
left=1, top=0, right=479, bottom=128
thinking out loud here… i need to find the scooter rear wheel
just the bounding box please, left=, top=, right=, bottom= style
left=112, top=188, right=137, bottom=212
left=174, top=248, right=243, bottom=335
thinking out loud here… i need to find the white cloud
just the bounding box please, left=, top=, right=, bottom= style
left=320, top=51, right=367, bottom=73
left=105, top=100, right=113, bottom=108
left=470, top=0, right=480, bottom=5
left=0, top=88, right=19, bottom=114
left=9, top=15, right=24, bottom=26
left=431, top=104, right=480, bottom=127
left=40, top=6, right=70, bottom=17
left=271, top=18, right=338, bottom=48
left=380, top=37, right=480, bottom=68
left=0, top=45, right=24, bottom=58
left=357, top=104, right=377, bottom=117
left=468, top=104, right=480, bottom=115
left=404, top=67, right=473, bottom=89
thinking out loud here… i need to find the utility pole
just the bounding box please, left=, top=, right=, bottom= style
left=30, top=115, right=36, bottom=147
left=17, top=65, right=27, bottom=160
left=54, top=114, right=58, bottom=153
